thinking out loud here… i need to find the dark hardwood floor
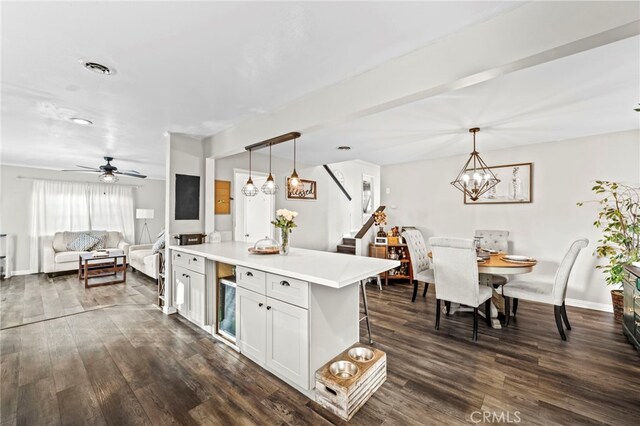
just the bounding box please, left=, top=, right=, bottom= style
left=1, top=271, right=639, bottom=425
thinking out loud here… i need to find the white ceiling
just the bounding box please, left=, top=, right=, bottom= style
left=0, top=1, right=519, bottom=179
left=272, top=34, right=640, bottom=166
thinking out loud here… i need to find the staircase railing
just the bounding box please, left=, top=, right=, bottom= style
left=354, top=206, right=385, bottom=239
left=323, top=165, right=351, bottom=201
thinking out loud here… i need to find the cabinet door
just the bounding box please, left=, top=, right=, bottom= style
left=237, top=287, right=267, bottom=365
left=189, top=272, right=206, bottom=326
left=266, top=297, right=309, bottom=389
left=173, top=266, right=189, bottom=314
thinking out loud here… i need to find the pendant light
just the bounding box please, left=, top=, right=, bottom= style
left=450, top=128, right=500, bottom=201
left=261, top=143, right=278, bottom=195
left=241, top=148, right=259, bottom=197
left=288, top=136, right=304, bottom=192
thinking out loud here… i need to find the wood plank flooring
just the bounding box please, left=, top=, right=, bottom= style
left=1, top=271, right=639, bottom=425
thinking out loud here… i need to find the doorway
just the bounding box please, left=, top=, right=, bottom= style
left=233, top=170, right=275, bottom=243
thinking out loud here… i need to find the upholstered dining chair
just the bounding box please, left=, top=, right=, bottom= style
left=502, top=238, right=589, bottom=340
left=402, top=229, right=435, bottom=302
left=475, top=229, right=509, bottom=286
left=430, top=237, right=493, bottom=341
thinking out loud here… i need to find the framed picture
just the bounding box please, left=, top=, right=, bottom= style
left=464, top=162, right=533, bottom=204
left=286, top=178, right=317, bottom=200
left=374, top=237, right=388, bottom=245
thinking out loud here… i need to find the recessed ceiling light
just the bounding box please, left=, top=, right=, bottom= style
left=83, top=62, right=113, bottom=75
left=70, top=117, right=93, bottom=126
left=337, top=146, right=351, bottom=150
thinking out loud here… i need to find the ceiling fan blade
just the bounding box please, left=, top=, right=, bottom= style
left=62, top=169, right=101, bottom=173
left=75, top=165, right=101, bottom=170
left=118, top=169, right=141, bottom=174
left=115, top=171, right=147, bottom=178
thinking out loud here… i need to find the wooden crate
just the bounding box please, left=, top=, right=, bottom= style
left=315, top=344, right=387, bottom=421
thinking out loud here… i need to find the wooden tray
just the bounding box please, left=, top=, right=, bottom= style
left=248, top=247, right=279, bottom=255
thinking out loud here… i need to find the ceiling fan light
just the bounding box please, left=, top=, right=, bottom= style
left=99, top=172, right=118, bottom=183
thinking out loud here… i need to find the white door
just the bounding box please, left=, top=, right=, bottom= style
left=266, top=297, right=309, bottom=389
left=189, top=272, right=206, bottom=326
left=237, top=287, right=267, bottom=365
left=173, top=266, right=189, bottom=314
left=234, top=171, right=274, bottom=243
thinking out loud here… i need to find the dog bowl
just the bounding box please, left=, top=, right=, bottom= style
left=329, top=361, right=359, bottom=379
left=348, top=347, right=374, bottom=362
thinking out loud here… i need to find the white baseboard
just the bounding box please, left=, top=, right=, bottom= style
left=565, top=298, right=613, bottom=313
left=9, top=270, right=35, bottom=276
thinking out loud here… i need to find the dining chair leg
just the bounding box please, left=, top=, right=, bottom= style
left=554, top=305, right=567, bottom=341
left=512, top=298, right=519, bottom=316
left=473, top=307, right=479, bottom=341
left=422, top=282, right=429, bottom=298
left=484, top=299, right=491, bottom=327
left=445, top=301, right=451, bottom=316
left=504, top=296, right=510, bottom=327
left=411, top=280, right=418, bottom=303
left=561, top=302, right=571, bottom=330
left=435, top=299, right=441, bottom=330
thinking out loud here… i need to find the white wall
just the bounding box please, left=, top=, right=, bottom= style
left=167, top=133, right=205, bottom=236
left=381, top=130, right=640, bottom=311
left=0, top=164, right=166, bottom=274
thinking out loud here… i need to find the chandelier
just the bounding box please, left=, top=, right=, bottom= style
left=450, top=128, right=499, bottom=201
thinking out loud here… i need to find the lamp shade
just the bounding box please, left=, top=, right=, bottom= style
left=136, top=209, right=154, bottom=220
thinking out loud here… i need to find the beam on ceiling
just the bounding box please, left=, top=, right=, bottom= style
left=205, top=1, right=640, bottom=160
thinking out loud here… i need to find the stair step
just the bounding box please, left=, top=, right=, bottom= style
left=342, top=237, right=356, bottom=246
left=337, top=244, right=356, bottom=255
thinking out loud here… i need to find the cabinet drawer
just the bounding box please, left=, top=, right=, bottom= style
left=172, top=250, right=190, bottom=268
left=187, top=254, right=205, bottom=274
left=237, top=266, right=266, bottom=294
left=266, top=273, right=309, bottom=309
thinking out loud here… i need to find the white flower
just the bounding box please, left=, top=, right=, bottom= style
left=291, top=211, right=298, bottom=218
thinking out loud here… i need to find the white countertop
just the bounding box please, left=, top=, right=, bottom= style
left=169, top=242, right=400, bottom=288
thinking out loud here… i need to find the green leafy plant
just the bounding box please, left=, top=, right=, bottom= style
left=578, top=181, right=640, bottom=286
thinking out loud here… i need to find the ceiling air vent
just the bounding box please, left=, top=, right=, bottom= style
left=83, top=62, right=113, bottom=75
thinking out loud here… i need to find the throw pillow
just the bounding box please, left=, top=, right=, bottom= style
left=152, top=233, right=165, bottom=253
left=89, top=231, right=108, bottom=250
left=67, top=234, right=100, bottom=251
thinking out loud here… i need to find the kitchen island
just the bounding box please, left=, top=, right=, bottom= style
left=167, top=241, right=399, bottom=398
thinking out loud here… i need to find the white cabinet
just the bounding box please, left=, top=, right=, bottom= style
left=237, top=287, right=267, bottom=364
left=266, top=297, right=309, bottom=388
left=189, top=271, right=206, bottom=326
left=173, top=265, right=189, bottom=314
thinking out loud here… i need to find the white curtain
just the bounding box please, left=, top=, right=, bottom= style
left=88, top=185, right=135, bottom=244
left=29, top=180, right=135, bottom=272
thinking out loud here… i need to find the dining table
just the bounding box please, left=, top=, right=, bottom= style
left=428, top=251, right=537, bottom=329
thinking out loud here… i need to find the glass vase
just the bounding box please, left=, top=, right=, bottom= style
left=279, top=229, right=290, bottom=256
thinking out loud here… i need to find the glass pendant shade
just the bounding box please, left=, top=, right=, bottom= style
left=288, top=137, right=304, bottom=191
left=450, top=128, right=500, bottom=201
left=242, top=149, right=258, bottom=197
left=99, top=172, right=118, bottom=183
left=261, top=144, right=278, bottom=195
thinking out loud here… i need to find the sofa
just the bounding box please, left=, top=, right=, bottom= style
left=43, top=231, right=130, bottom=274
left=128, top=244, right=161, bottom=280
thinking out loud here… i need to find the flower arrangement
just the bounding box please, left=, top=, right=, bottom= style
left=373, top=211, right=387, bottom=226
left=271, top=209, right=298, bottom=255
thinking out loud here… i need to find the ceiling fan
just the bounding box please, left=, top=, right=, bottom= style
left=63, top=156, right=147, bottom=183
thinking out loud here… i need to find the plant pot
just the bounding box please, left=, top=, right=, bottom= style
left=611, top=289, right=624, bottom=323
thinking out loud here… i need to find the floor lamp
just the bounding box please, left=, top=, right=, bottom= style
left=136, top=209, right=154, bottom=244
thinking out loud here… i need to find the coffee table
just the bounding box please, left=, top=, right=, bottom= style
left=78, top=252, right=127, bottom=288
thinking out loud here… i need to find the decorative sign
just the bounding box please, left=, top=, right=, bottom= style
left=464, top=162, right=533, bottom=204
left=286, top=178, right=317, bottom=200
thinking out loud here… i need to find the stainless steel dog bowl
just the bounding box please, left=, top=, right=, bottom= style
left=329, top=361, right=359, bottom=379
left=348, top=347, right=374, bottom=362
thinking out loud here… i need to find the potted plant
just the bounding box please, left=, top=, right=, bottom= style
left=579, top=181, right=640, bottom=322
